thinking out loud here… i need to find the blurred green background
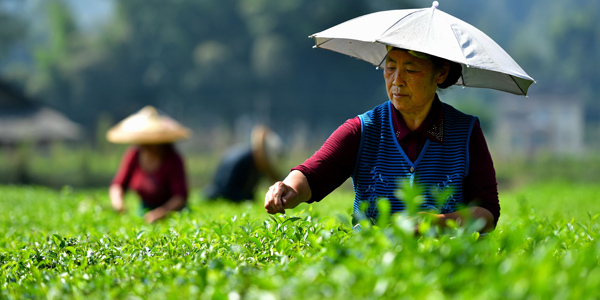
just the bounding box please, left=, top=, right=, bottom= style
left=0, top=0, right=598, bottom=191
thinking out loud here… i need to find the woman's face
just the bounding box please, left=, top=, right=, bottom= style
left=384, top=50, right=448, bottom=115
left=139, top=144, right=169, bottom=156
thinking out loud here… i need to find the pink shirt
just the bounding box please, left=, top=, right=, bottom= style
left=293, top=98, right=500, bottom=224
left=112, top=146, right=188, bottom=207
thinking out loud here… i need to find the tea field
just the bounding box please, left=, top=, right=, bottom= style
left=1, top=181, right=600, bottom=299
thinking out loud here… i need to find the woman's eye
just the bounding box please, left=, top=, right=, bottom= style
left=406, top=69, right=418, bottom=73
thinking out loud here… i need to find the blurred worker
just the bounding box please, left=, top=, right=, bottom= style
left=204, top=125, right=285, bottom=202
left=107, top=106, right=191, bottom=223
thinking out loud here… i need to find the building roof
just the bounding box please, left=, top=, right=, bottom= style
left=0, top=79, right=82, bottom=144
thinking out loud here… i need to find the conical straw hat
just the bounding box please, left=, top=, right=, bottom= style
left=251, top=125, right=285, bottom=181
left=106, top=106, right=191, bottom=144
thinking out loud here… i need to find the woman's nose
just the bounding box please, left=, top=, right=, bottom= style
left=393, top=72, right=405, bottom=86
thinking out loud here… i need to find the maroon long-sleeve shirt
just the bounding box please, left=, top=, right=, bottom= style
left=293, top=98, right=500, bottom=224
left=112, top=145, right=188, bottom=208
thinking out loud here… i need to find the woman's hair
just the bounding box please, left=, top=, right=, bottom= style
left=430, top=56, right=462, bottom=89
left=386, top=46, right=462, bottom=89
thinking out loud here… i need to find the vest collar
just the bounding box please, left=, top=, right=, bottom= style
left=391, top=95, right=444, bottom=143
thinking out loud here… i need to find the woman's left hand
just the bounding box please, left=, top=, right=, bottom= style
left=144, top=207, right=167, bottom=223
left=419, top=207, right=495, bottom=233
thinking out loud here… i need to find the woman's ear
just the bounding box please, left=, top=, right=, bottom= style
left=437, top=62, right=450, bottom=84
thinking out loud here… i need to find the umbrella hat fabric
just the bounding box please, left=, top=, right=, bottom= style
left=106, top=106, right=191, bottom=144
left=310, top=1, right=535, bottom=96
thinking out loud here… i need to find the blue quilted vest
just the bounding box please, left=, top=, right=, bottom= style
left=351, top=101, right=478, bottom=221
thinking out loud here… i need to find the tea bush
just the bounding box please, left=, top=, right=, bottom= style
left=1, top=183, right=599, bottom=299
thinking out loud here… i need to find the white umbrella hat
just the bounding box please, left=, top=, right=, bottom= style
left=310, top=1, right=535, bottom=96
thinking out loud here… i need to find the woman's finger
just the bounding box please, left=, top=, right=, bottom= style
left=268, top=184, right=280, bottom=213
left=264, top=186, right=276, bottom=213
left=265, top=183, right=283, bottom=214
left=274, top=182, right=288, bottom=212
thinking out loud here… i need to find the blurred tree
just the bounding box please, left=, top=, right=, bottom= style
left=0, top=0, right=27, bottom=83
left=27, top=0, right=81, bottom=114
left=43, top=0, right=600, bottom=148
left=510, top=0, right=600, bottom=124
left=26, top=0, right=412, bottom=142
left=1, top=0, right=596, bottom=153
left=548, top=4, right=599, bottom=98
left=0, top=0, right=25, bottom=59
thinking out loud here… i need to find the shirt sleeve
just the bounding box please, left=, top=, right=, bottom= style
left=463, top=121, right=501, bottom=226
left=168, top=151, right=189, bottom=201
left=111, top=147, right=137, bottom=190
left=293, top=117, right=362, bottom=203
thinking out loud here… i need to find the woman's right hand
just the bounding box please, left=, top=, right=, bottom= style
left=264, top=181, right=297, bottom=214
left=109, top=184, right=127, bottom=214
left=264, top=170, right=312, bottom=215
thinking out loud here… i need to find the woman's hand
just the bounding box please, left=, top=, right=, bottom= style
left=264, top=181, right=298, bottom=214
left=144, top=207, right=167, bottom=223
left=144, top=195, right=186, bottom=224
left=113, top=205, right=127, bottom=214
left=416, top=207, right=495, bottom=233
left=438, top=206, right=495, bottom=232
left=109, top=184, right=127, bottom=214
left=264, top=170, right=312, bottom=215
